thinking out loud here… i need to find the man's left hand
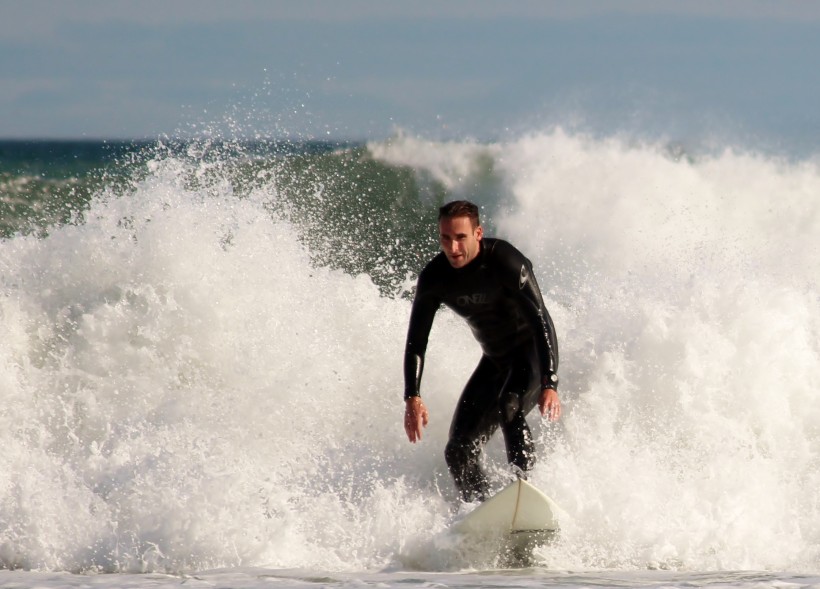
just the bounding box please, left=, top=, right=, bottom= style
left=539, top=388, right=561, bottom=421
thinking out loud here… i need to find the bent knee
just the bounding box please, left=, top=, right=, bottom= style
left=499, top=390, right=523, bottom=423
left=445, top=437, right=476, bottom=468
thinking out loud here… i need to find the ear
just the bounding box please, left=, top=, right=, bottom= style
left=475, top=225, right=483, bottom=240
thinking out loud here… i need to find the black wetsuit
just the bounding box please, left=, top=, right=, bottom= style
left=403, top=238, right=559, bottom=502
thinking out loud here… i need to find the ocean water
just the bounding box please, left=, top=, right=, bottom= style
left=1, top=131, right=819, bottom=588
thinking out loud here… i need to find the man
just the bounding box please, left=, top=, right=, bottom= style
left=403, top=200, right=560, bottom=503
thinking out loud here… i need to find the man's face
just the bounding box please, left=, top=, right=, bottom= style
left=439, top=215, right=483, bottom=268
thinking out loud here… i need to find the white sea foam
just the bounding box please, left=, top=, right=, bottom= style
left=0, top=154, right=458, bottom=573
left=373, top=129, right=820, bottom=572
left=1, top=130, right=819, bottom=581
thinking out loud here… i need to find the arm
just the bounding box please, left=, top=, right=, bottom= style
left=402, top=271, right=440, bottom=441
left=525, top=272, right=561, bottom=421
left=495, top=241, right=561, bottom=420
left=518, top=264, right=559, bottom=381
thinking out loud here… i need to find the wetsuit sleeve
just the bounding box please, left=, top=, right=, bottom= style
left=403, top=271, right=441, bottom=400
left=495, top=241, right=560, bottom=387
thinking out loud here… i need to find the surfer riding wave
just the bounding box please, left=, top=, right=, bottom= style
left=402, top=200, right=560, bottom=502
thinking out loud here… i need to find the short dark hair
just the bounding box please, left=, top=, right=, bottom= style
left=438, top=200, right=480, bottom=228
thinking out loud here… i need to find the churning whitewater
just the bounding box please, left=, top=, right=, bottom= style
left=1, top=129, right=819, bottom=577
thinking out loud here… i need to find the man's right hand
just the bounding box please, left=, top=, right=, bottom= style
left=404, top=397, right=429, bottom=443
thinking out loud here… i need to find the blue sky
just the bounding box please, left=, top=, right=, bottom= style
left=1, top=0, right=819, bottom=153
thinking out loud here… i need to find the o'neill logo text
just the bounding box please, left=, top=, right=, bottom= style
left=457, top=293, right=489, bottom=306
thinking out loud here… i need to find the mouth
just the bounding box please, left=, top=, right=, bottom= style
left=447, top=253, right=465, bottom=266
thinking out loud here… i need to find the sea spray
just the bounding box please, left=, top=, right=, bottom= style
left=0, top=147, right=452, bottom=572
left=1, top=130, right=819, bottom=573
left=374, top=129, right=820, bottom=571
left=501, top=131, right=820, bottom=570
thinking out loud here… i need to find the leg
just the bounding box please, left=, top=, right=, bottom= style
left=499, top=345, right=542, bottom=474
left=445, top=356, right=504, bottom=502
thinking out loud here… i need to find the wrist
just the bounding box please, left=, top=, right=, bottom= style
left=542, top=372, right=559, bottom=390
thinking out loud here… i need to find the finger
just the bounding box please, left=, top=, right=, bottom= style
left=415, top=414, right=425, bottom=440
left=407, top=415, right=421, bottom=442
left=404, top=415, right=416, bottom=442
left=539, top=393, right=550, bottom=417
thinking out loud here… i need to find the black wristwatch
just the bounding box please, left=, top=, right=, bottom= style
left=542, top=373, right=559, bottom=389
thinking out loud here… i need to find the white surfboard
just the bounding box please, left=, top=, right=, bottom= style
left=452, top=478, right=564, bottom=537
